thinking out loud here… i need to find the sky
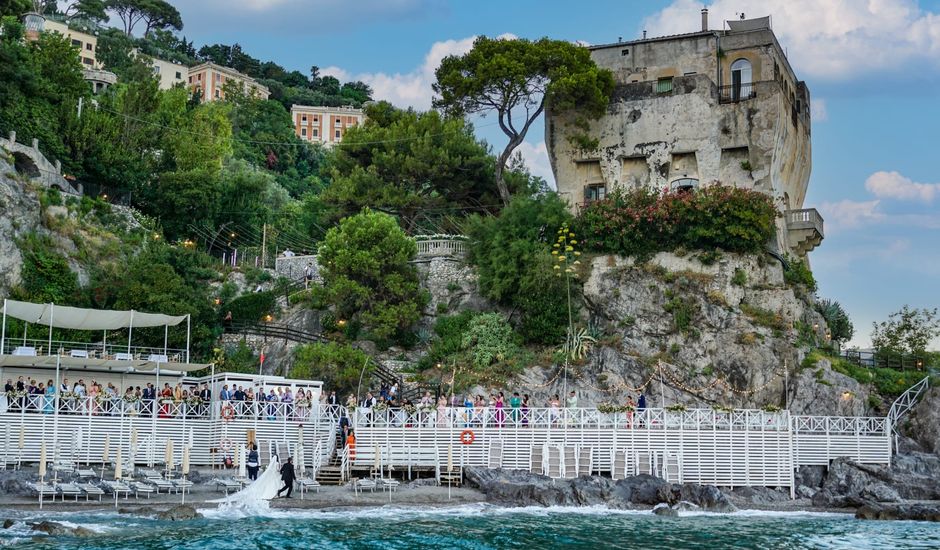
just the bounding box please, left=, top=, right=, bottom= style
left=164, top=0, right=940, bottom=349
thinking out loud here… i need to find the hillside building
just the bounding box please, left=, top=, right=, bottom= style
left=150, top=57, right=189, bottom=90
left=25, top=16, right=117, bottom=94
left=188, top=62, right=270, bottom=102
left=290, top=105, right=365, bottom=147
left=545, top=12, right=822, bottom=257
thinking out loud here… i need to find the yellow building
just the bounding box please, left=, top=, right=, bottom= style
left=150, top=57, right=189, bottom=90
left=43, top=19, right=101, bottom=69
left=290, top=105, right=365, bottom=147
left=188, top=62, right=270, bottom=102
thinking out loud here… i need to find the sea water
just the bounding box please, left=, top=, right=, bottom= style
left=3, top=505, right=940, bottom=549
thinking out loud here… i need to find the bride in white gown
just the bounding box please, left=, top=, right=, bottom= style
left=211, top=451, right=283, bottom=508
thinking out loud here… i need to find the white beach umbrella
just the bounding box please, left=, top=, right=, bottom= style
left=447, top=443, right=454, bottom=473
left=165, top=438, right=174, bottom=470
left=237, top=445, right=246, bottom=479
left=374, top=444, right=380, bottom=474
left=182, top=446, right=190, bottom=476
left=38, top=442, right=47, bottom=478
left=73, top=426, right=83, bottom=460
left=114, top=448, right=122, bottom=480
left=102, top=434, right=110, bottom=464
left=18, top=427, right=24, bottom=449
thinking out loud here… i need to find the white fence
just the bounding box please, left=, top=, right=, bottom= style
left=0, top=401, right=892, bottom=490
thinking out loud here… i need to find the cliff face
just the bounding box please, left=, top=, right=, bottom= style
left=0, top=155, right=41, bottom=294
left=506, top=252, right=871, bottom=415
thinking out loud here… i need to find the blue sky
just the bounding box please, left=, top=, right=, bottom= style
left=167, top=0, right=940, bottom=349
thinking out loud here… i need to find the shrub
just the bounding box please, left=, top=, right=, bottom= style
left=460, top=313, right=521, bottom=369
left=783, top=256, right=817, bottom=292
left=731, top=268, right=748, bottom=287
left=16, top=233, right=79, bottom=303
left=225, top=291, right=277, bottom=323
left=740, top=303, right=787, bottom=331
left=663, top=291, right=697, bottom=334
left=292, top=342, right=372, bottom=397
left=815, top=299, right=854, bottom=345
left=576, top=185, right=777, bottom=258
left=465, top=193, right=572, bottom=344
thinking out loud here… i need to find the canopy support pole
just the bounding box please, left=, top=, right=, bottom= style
left=151, top=363, right=159, bottom=468
left=0, top=298, right=7, bottom=355
left=185, top=315, right=191, bottom=364
left=127, top=310, right=134, bottom=356
left=1, top=299, right=7, bottom=355
left=103, top=330, right=107, bottom=358
left=52, top=354, right=60, bottom=464
left=163, top=325, right=168, bottom=356
left=47, top=303, right=54, bottom=356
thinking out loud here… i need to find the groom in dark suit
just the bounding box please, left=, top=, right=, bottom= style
left=276, top=456, right=296, bottom=498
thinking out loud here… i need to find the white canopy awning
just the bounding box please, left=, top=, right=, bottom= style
left=2, top=300, right=188, bottom=330
left=0, top=355, right=209, bottom=373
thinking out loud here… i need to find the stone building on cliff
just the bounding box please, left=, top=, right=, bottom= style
left=546, top=11, right=823, bottom=257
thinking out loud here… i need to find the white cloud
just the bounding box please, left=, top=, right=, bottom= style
left=642, top=0, right=940, bottom=79
left=515, top=141, right=554, bottom=186
left=818, top=199, right=885, bottom=230
left=810, top=98, right=827, bottom=122
left=865, top=171, right=940, bottom=202
left=324, top=33, right=516, bottom=110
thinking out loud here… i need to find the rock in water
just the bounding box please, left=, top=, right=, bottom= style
left=856, top=502, right=940, bottom=522
left=652, top=503, right=678, bottom=517
left=28, top=521, right=94, bottom=537
left=156, top=504, right=201, bottom=521
left=2, top=519, right=14, bottom=529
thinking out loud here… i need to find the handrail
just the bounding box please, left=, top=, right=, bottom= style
left=224, top=321, right=327, bottom=344
left=349, top=406, right=793, bottom=431
left=1, top=338, right=186, bottom=362
left=887, top=376, right=930, bottom=447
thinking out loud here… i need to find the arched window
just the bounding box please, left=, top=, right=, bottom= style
left=730, top=58, right=753, bottom=101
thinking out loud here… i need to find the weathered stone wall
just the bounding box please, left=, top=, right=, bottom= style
left=546, top=26, right=812, bottom=256
left=274, top=254, right=321, bottom=283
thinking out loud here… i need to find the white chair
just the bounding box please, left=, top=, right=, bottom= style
left=377, top=477, right=400, bottom=492
left=114, top=352, right=133, bottom=361
left=354, top=478, right=376, bottom=494
left=31, top=482, right=56, bottom=501
left=213, top=478, right=243, bottom=495
left=103, top=480, right=132, bottom=499
left=13, top=347, right=37, bottom=357
left=76, top=468, right=99, bottom=479
left=69, top=350, right=89, bottom=359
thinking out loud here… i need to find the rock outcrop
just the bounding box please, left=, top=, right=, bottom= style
left=856, top=502, right=940, bottom=522
left=156, top=504, right=201, bottom=521
left=810, top=455, right=940, bottom=508
left=464, top=467, right=737, bottom=512
left=904, top=387, right=940, bottom=456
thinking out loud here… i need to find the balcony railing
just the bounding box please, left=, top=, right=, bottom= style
left=786, top=208, right=825, bottom=239
left=718, top=82, right=757, bottom=103
left=1, top=338, right=186, bottom=364
left=415, top=238, right=468, bottom=259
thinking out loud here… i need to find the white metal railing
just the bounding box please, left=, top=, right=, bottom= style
left=349, top=407, right=791, bottom=431
left=791, top=415, right=888, bottom=436
left=415, top=239, right=468, bottom=258
left=887, top=376, right=930, bottom=446
left=0, top=392, right=211, bottom=419
left=1, top=338, right=186, bottom=363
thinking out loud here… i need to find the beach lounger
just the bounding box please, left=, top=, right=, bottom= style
left=76, top=468, right=99, bottom=479
left=148, top=478, right=176, bottom=493
left=298, top=478, right=320, bottom=499
left=77, top=483, right=104, bottom=502
left=171, top=478, right=193, bottom=492
left=377, top=478, right=399, bottom=492
left=56, top=483, right=83, bottom=501
left=130, top=481, right=155, bottom=499
left=138, top=468, right=163, bottom=479
left=353, top=478, right=376, bottom=494
left=213, top=478, right=243, bottom=495
left=102, top=480, right=132, bottom=499
left=52, top=460, right=76, bottom=473
left=31, top=482, right=56, bottom=501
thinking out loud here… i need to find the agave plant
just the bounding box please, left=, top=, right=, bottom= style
left=560, top=327, right=597, bottom=361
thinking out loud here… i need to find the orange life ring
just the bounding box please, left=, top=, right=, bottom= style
left=221, top=404, right=235, bottom=422
left=460, top=429, right=475, bottom=445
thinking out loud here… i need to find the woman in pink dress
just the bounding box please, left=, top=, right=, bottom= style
left=436, top=396, right=448, bottom=427
left=494, top=392, right=505, bottom=428
left=88, top=381, right=100, bottom=416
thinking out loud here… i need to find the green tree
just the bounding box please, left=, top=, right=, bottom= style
left=140, top=0, right=181, bottom=36
left=62, top=0, right=107, bottom=22
left=872, top=306, right=940, bottom=359
left=461, top=313, right=520, bottom=369
left=317, top=209, right=427, bottom=343
left=0, top=0, right=31, bottom=16
left=815, top=299, right=854, bottom=347
left=323, top=101, right=501, bottom=230
left=292, top=342, right=372, bottom=397
left=16, top=234, right=80, bottom=303
left=434, top=36, right=614, bottom=204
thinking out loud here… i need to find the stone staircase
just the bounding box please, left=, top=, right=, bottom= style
left=439, top=467, right=463, bottom=487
